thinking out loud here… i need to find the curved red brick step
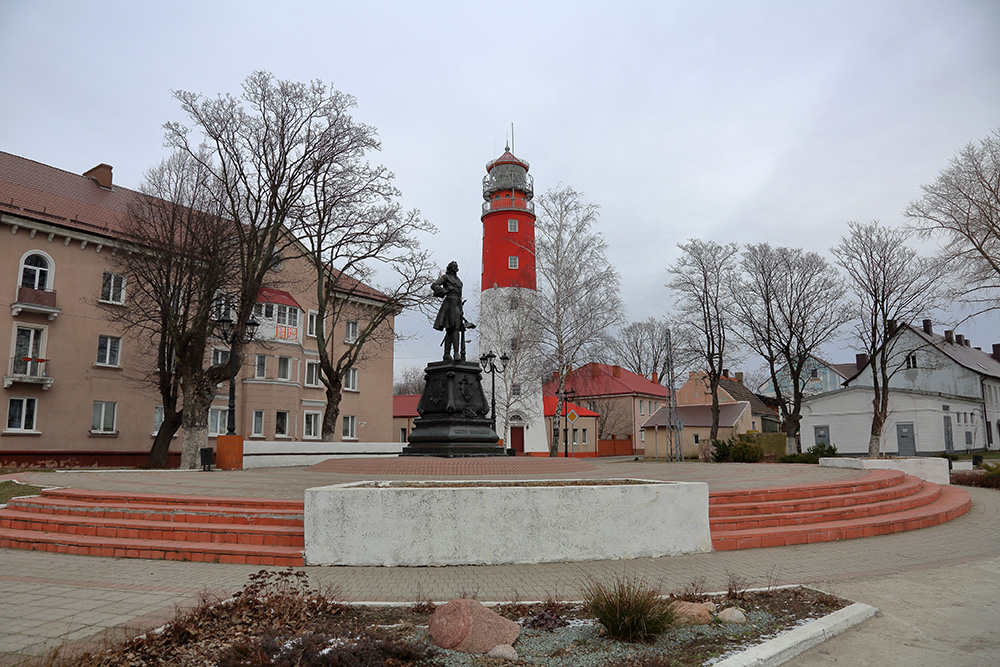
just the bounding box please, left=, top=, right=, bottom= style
left=7, top=495, right=303, bottom=526
left=710, top=469, right=905, bottom=505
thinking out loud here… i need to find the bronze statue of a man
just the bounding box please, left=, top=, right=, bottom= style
left=432, top=261, right=465, bottom=360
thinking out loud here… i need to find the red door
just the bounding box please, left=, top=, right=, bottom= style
left=510, top=427, right=525, bottom=454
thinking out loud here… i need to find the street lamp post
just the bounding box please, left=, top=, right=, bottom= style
left=556, top=387, right=576, bottom=458
left=215, top=309, right=260, bottom=435
left=479, top=350, right=509, bottom=436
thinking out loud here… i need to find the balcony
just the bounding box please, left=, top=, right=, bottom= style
left=12, top=286, right=60, bottom=320
left=482, top=197, right=535, bottom=216
left=4, top=356, right=53, bottom=390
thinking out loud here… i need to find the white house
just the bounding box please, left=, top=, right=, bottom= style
left=800, top=320, right=1000, bottom=456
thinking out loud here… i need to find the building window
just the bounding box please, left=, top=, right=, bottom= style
left=275, top=410, right=289, bottom=436
left=208, top=408, right=228, bottom=436
left=277, top=356, right=291, bottom=380
left=91, top=401, right=116, bottom=433
left=344, top=367, right=358, bottom=391
left=304, top=412, right=321, bottom=439
left=342, top=414, right=357, bottom=439
left=508, top=218, right=518, bottom=233
left=508, top=256, right=519, bottom=270
left=640, top=428, right=645, bottom=442
left=100, top=272, right=126, bottom=304
left=400, top=427, right=408, bottom=443
left=346, top=320, right=359, bottom=343
left=254, top=303, right=275, bottom=319
left=20, top=252, right=51, bottom=290
left=305, top=361, right=322, bottom=387
left=13, top=326, right=44, bottom=376
left=252, top=410, right=264, bottom=436
left=96, top=335, right=121, bottom=367
left=511, top=383, right=521, bottom=396
left=255, top=355, right=267, bottom=378
left=7, top=397, right=37, bottom=431
left=810, top=368, right=819, bottom=379
left=153, top=406, right=164, bottom=435
left=693, top=434, right=700, bottom=445
left=582, top=428, right=588, bottom=445
left=572, top=428, right=579, bottom=445
left=307, top=311, right=320, bottom=337
left=639, top=401, right=644, bottom=415
left=276, top=305, right=299, bottom=327
left=212, top=292, right=233, bottom=320
left=905, top=353, right=918, bottom=369
left=212, top=348, right=229, bottom=367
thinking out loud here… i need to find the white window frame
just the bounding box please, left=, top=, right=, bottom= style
left=251, top=409, right=265, bottom=436
left=342, top=414, right=357, bottom=440
left=277, top=356, right=291, bottom=381
left=96, top=335, right=121, bottom=367
left=19, top=250, right=54, bottom=291
left=582, top=428, right=588, bottom=445
left=275, top=410, right=290, bottom=437
left=212, top=291, right=233, bottom=320
left=7, top=397, right=38, bottom=432
left=303, top=411, right=322, bottom=439
left=305, top=360, right=322, bottom=387
left=153, top=405, right=163, bottom=435
left=255, top=354, right=267, bottom=378
left=508, top=255, right=519, bottom=270
left=307, top=310, right=321, bottom=338
left=100, top=272, right=126, bottom=305
left=208, top=408, right=228, bottom=436
left=905, top=353, right=918, bottom=370
left=276, top=305, right=299, bottom=327
left=344, top=367, right=358, bottom=391
left=346, top=320, right=359, bottom=343
left=12, top=324, right=46, bottom=377
left=91, top=401, right=117, bottom=434
left=212, top=348, right=229, bottom=367
left=508, top=218, right=518, bottom=233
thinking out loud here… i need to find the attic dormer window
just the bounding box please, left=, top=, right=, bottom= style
left=905, top=353, right=918, bottom=369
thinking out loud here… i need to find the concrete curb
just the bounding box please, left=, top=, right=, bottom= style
left=713, top=602, right=878, bottom=667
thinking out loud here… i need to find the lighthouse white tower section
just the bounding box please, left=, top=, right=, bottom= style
left=479, top=147, right=547, bottom=454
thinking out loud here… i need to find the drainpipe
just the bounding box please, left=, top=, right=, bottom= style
left=981, top=375, right=992, bottom=451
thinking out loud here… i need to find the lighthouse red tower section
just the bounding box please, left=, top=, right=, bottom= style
left=481, top=148, right=536, bottom=291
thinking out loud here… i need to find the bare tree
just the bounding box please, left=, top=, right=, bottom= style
left=533, top=185, right=623, bottom=456
left=296, top=108, right=436, bottom=440
left=393, top=364, right=426, bottom=395
left=668, top=239, right=739, bottom=459
left=588, top=395, right=633, bottom=440
left=608, top=317, right=673, bottom=381
left=905, top=127, right=1000, bottom=314
left=106, top=151, right=237, bottom=468
left=831, top=221, right=944, bottom=457
left=163, top=71, right=388, bottom=464
left=730, top=244, right=846, bottom=455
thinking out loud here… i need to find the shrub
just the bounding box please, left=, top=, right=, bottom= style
left=711, top=439, right=730, bottom=463
left=729, top=441, right=764, bottom=463
left=807, top=442, right=838, bottom=459
left=982, top=462, right=1000, bottom=479
left=951, top=470, right=1000, bottom=490
left=583, top=575, right=676, bottom=642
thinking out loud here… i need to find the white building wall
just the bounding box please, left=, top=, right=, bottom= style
left=478, top=287, right=547, bottom=453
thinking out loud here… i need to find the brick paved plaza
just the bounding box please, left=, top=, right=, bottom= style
left=2, top=459, right=998, bottom=665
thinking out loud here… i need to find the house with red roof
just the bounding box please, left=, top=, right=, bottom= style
left=541, top=362, right=667, bottom=456
left=0, top=151, right=395, bottom=466
left=392, top=394, right=421, bottom=443
left=541, top=396, right=600, bottom=457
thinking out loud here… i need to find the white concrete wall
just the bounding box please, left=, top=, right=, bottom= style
left=820, top=456, right=950, bottom=485
left=242, top=441, right=403, bottom=468
left=304, top=478, right=712, bottom=566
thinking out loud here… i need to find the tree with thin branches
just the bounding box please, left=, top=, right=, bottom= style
left=533, top=185, right=623, bottom=456
left=831, top=221, right=944, bottom=457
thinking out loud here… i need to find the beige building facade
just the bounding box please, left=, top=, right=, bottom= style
left=1, top=152, right=393, bottom=466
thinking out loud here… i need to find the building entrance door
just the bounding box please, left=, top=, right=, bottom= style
left=510, top=426, right=524, bottom=454
left=896, top=422, right=916, bottom=457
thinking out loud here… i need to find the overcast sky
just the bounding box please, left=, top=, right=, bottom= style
left=2, top=0, right=999, bottom=378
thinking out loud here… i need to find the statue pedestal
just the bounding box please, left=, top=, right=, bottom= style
left=400, top=360, right=505, bottom=457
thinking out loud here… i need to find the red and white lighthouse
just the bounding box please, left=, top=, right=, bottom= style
left=478, top=146, right=546, bottom=454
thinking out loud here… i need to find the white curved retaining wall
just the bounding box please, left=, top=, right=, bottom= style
left=242, top=441, right=403, bottom=468
left=820, top=457, right=950, bottom=485
left=304, top=478, right=711, bottom=566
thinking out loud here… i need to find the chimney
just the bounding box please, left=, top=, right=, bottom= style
left=956, top=334, right=965, bottom=346
left=965, top=338, right=972, bottom=348
left=856, top=353, right=869, bottom=369
left=83, top=163, right=113, bottom=190
left=992, top=344, right=1000, bottom=362
left=722, top=368, right=729, bottom=378
left=922, top=319, right=933, bottom=335
left=612, top=365, right=621, bottom=378
left=650, top=372, right=659, bottom=384
left=552, top=371, right=559, bottom=383
left=735, top=371, right=744, bottom=383
left=945, top=330, right=954, bottom=344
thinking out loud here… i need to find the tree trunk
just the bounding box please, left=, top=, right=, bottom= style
left=867, top=394, right=885, bottom=458
left=147, top=414, right=182, bottom=468
left=179, top=391, right=211, bottom=469
left=783, top=415, right=800, bottom=455
left=322, top=379, right=343, bottom=441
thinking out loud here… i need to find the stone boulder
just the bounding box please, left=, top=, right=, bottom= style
left=428, top=599, right=520, bottom=653
left=487, top=644, right=519, bottom=661
left=718, top=606, right=747, bottom=624
left=670, top=600, right=712, bottom=625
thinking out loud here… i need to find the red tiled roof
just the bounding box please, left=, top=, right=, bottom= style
left=256, top=287, right=303, bottom=310
left=393, top=394, right=421, bottom=418
left=542, top=363, right=667, bottom=399
left=542, top=396, right=599, bottom=418
left=325, top=266, right=390, bottom=303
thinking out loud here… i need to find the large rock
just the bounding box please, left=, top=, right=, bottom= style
left=487, top=644, right=519, bottom=661
left=718, top=606, right=747, bottom=624
left=428, top=599, right=520, bottom=653
left=671, top=600, right=712, bottom=625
